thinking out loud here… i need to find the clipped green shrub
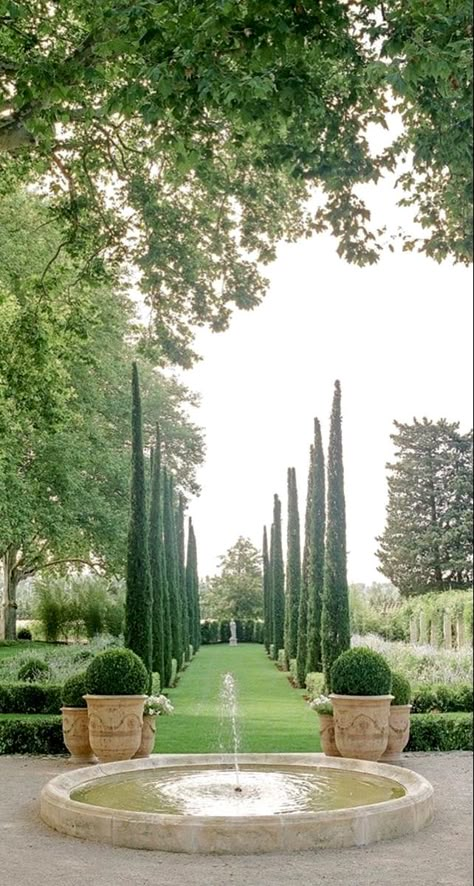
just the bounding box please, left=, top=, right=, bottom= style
left=0, top=683, right=62, bottom=715
left=331, top=647, right=392, bottom=696
left=305, top=672, right=325, bottom=699
left=412, top=684, right=473, bottom=714
left=85, top=648, right=148, bottom=696
left=269, top=643, right=275, bottom=660
left=391, top=672, right=412, bottom=706
left=17, top=657, right=52, bottom=683
left=408, top=713, right=473, bottom=752
left=61, top=672, right=88, bottom=708
left=17, top=628, right=32, bottom=641
left=0, top=716, right=65, bottom=755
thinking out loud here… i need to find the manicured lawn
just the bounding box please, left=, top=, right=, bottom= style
left=155, top=644, right=321, bottom=755
left=0, top=642, right=59, bottom=661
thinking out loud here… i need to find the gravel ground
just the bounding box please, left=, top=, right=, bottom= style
left=0, top=753, right=471, bottom=886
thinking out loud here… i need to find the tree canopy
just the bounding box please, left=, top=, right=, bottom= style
left=1, top=1, right=471, bottom=364
left=377, top=418, right=473, bottom=596
left=200, top=536, right=262, bottom=621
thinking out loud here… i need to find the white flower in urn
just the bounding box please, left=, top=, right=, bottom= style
left=310, top=695, right=333, bottom=715
left=144, top=695, right=175, bottom=716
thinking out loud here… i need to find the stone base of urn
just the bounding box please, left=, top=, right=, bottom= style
left=330, top=695, right=393, bottom=762
left=84, top=695, right=147, bottom=763
left=61, top=708, right=96, bottom=764
left=318, top=713, right=341, bottom=757
left=133, top=714, right=157, bottom=759
left=380, top=705, right=412, bottom=763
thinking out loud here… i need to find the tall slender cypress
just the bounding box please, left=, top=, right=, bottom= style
left=185, top=518, right=196, bottom=655
left=307, top=418, right=326, bottom=674
left=271, top=494, right=285, bottom=660
left=321, top=382, right=350, bottom=690
left=187, top=519, right=201, bottom=651
left=296, top=445, right=314, bottom=687
left=125, top=363, right=153, bottom=677
left=148, top=426, right=165, bottom=682
left=176, top=495, right=190, bottom=661
left=286, top=468, right=302, bottom=662
left=163, top=470, right=183, bottom=672
left=262, top=526, right=272, bottom=654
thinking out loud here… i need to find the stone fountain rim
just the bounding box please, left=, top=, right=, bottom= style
left=40, top=753, right=434, bottom=853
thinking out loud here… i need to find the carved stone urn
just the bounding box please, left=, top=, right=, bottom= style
left=61, top=708, right=96, bottom=764
left=381, top=705, right=412, bottom=763
left=133, top=713, right=157, bottom=759
left=84, top=695, right=147, bottom=763
left=330, top=695, right=393, bottom=761
left=318, top=713, right=341, bottom=758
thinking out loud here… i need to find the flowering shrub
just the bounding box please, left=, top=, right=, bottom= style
left=352, top=635, right=473, bottom=687
left=144, top=695, right=174, bottom=716
left=310, top=695, right=333, bottom=715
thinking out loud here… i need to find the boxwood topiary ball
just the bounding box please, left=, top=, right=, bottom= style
left=391, top=672, right=412, bottom=706
left=62, top=672, right=89, bottom=708
left=85, top=648, right=148, bottom=696
left=17, top=657, right=52, bottom=683
left=331, top=647, right=392, bottom=697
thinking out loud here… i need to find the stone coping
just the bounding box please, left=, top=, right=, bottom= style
left=40, top=753, right=434, bottom=854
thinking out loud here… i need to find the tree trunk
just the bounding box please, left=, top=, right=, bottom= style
left=1, top=548, right=19, bottom=640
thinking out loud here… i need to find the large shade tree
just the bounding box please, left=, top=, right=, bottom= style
left=200, top=537, right=262, bottom=622
left=0, top=191, right=204, bottom=639
left=0, top=1, right=470, bottom=366
left=377, top=419, right=473, bottom=596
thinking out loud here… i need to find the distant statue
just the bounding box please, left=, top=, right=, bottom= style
left=229, top=619, right=238, bottom=646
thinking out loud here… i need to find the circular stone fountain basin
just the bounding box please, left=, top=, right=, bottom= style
left=40, top=753, right=434, bottom=854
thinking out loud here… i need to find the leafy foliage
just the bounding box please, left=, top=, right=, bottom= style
left=377, top=419, right=473, bottom=596
left=61, top=672, right=88, bottom=708
left=307, top=419, right=326, bottom=674
left=331, top=647, right=393, bottom=697
left=271, top=499, right=285, bottom=661
left=85, top=648, right=148, bottom=696
left=0, top=682, right=62, bottom=715
left=0, top=2, right=470, bottom=366
left=296, top=447, right=313, bottom=687
left=391, top=672, right=412, bottom=706
left=201, top=537, right=263, bottom=621
left=407, top=712, right=473, bottom=752
left=0, top=715, right=65, bottom=755
left=17, top=657, right=52, bottom=683
left=411, top=683, right=473, bottom=714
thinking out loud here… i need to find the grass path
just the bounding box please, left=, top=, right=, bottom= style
left=154, top=644, right=321, bottom=754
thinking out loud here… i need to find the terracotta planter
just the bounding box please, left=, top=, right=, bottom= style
left=61, top=708, right=96, bottom=764
left=84, top=695, right=146, bottom=763
left=330, top=694, right=393, bottom=761
left=318, top=713, right=341, bottom=757
left=133, top=713, right=157, bottom=759
left=381, top=705, right=412, bottom=763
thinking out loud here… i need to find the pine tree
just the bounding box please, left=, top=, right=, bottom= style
left=296, top=445, right=314, bottom=687
left=271, top=494, right=285, bottom=660
left=163, top=470, right=183, bottom=672
left=321, top=382, right=350, bottom=691
left=377, top=419, right=473, bottom=595
left=176, top=494, right=190, bottom=661
left=262, top=526, right=272, bottom=654
left=286, top=468, right=301, bottom=662
left=307, top=418, right=326, bottom=674
left=125, top=363, right=153, bottom=677
left=148, top=425, right=165, bottom=682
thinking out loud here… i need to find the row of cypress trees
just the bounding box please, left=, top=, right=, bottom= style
left=263, top=381, right=350, bottom=690
left=125, top=363, right=201, bottom=688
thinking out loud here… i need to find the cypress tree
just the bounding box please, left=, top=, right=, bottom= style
left=296, top=445, right=314, bottom=687
left=262, top=526, right=272, bottom=654
left=286, top=468, right=302, bottom=662
left=188, top=519, right=201, bottom=651
left=307, top=418, right=326, bottom=674
left=185, top=518, right=196, bottom=655
left=176, top=494, right=190, bottom=661
left=321, top=382, right=350, bottom=691
left=148, top=425, right=165, bottom=682
left=125, top=363, right=153, bottom=677
left=163, top=470, right=183, bottom=672
left=271, top=494, right=285, bottom=660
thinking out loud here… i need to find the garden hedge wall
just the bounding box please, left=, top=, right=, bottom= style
left=407, top=713, right=473, bottom=752
left=0, top=716, right=66, bottom=755
left=0, top=683, right=62, bottom=715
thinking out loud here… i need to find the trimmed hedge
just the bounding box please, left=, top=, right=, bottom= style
left=408, top=713, right=473, bottom=752
left=412, top=684, right=473, bottom=714
left=391, top=672, right=411, bottom=706
left=85, top=648, right=148, bottom=695
left=331, top=647, right=392, bottom=696
left=0, top=682, right=62, bottom=715
left=0, top=715, right=66, bottom=755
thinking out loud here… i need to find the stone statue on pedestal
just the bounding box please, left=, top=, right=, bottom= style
left=229, top=619, right=238, bottom=646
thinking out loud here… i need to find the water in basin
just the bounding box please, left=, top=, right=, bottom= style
left=72, top=764, right=405, bottom=817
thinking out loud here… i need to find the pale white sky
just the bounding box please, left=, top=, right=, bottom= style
left=180, top=186, right=473, bottom=583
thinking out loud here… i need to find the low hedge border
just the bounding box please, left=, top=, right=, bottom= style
left=407, top=713, right=473, bottom=752
left=0, top=683, right=62, bottom=715
left=411, top=684, right=473, bottom=714
left=0, top=715, right=66, bottom=755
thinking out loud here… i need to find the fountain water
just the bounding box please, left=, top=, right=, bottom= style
left=221, top=673, right=241, bottom=791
